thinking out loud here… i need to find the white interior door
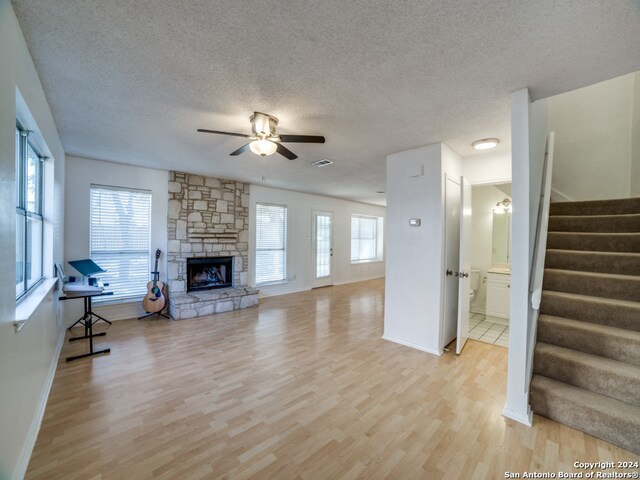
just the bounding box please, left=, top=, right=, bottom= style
left=442, top=176, right=460, bottom=349
left=312, top=211, right=333, bottom=288
left=456, top=176, right=472, bottom=354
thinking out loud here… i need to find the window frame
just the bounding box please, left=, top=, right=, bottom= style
left=255, top=202, right=288, bottom=286
left=350, top=214, right=383, bottom=264
left=16, top=123, right=45, bottom=300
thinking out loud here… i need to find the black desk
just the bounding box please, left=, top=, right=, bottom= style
left=60, top=290, right=113, bottom=362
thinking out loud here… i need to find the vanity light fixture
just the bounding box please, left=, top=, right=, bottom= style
left=472, top=138, right=500, bottom=150
left=494, top=198, right=512, bottom=214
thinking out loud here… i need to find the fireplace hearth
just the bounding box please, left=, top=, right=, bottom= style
left=187, top=257, right=233, bottom=292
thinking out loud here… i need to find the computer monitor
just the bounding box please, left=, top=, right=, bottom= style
left=67, top=259, right=106, bottom=277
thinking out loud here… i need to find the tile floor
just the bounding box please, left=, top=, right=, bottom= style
left=468, top=313, right=509, bottom=348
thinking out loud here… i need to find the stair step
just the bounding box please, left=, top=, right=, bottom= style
left=540, top=291, right=640, bottom=331
left=544, top=249, right=640, bottom=276
left=530, top=375, right=640, bottom=454
left=543, top=269, right=640, bottom=302
left=546, top=232, right=640, bottom=253
left=533, top=343, right=640, bottom=407
left=537, top=315, right=640, bottom=366
left=548, top=213, right=640, bottom=233
left=549, top=197, right=640, bottom=216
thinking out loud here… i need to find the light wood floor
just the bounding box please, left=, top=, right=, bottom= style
left=27, top=279, right=637, bottom=479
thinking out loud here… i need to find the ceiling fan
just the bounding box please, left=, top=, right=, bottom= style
left=197, top=112, right=325, bottom=160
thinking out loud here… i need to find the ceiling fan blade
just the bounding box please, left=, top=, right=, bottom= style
left=230, top=143, right=251, bottom=156
left=197, top=129, right=251, bottom=138
left=276, top=143, right=298, bottom=160
left=277, top=134, right=325, bottom=143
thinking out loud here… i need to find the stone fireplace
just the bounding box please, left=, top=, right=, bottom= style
left=167, top=171, right=258, bottom=319
left=187, top=256, right=233, bottom=292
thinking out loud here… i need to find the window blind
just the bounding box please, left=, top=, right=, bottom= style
left=255, top=203, right=287, bottom=284
left=351, top=215, right=377, bottom=262
left=90, top=185, right=152, bottom=302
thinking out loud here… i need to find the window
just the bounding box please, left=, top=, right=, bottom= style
left=351, top=215, right=383, bottom=263
left=16, top=125, right=44, bottom=299
left=90, top=185, right=152, bottom=302
left=255, top=203, right=287, bottom=285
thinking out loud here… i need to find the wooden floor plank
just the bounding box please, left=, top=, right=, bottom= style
left=26, top=279, right=638, bottom=479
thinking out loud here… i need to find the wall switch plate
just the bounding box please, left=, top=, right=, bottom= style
left=409, top=218, right=421, bottom=226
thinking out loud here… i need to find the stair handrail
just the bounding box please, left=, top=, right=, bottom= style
left=525, top=131, right=555, bottom=392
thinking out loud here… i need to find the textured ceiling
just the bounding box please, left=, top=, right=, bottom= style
left=12, top=0, right=640, bottom=205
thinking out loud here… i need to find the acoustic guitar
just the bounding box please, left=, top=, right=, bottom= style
left=142, top=249, right=166, bottom=313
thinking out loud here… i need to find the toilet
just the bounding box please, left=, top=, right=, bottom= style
left=469, top=269, right=480, bottom=300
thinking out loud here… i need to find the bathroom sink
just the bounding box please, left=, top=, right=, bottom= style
left=488, top=266, right=511, bottom=275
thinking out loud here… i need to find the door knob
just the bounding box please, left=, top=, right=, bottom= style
left=446, top=269, right=453, bottom=276
left=454, top=272, right=459, bottom=277
left=462, top=272, right=469, bottom=278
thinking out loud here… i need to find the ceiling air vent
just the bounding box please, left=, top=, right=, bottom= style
left=312, top=159, right=334, bottom=167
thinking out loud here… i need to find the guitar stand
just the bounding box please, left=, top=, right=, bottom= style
left=138, top=311, right=170, bottom=320
left=138, top=270, right=170, bottom=320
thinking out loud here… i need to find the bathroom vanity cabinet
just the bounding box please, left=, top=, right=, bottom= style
left=486, top=269, right=511, bottom=326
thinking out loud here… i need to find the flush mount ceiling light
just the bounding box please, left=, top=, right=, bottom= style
left=472, top=138, right=500, bottom=150
left=249, top=139, right=277, bottom=156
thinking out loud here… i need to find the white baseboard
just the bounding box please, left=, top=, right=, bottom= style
left=381, top=335, right=442, bottom=356
left=258, top=276, right=385, bottom=299
left=258, top=285, right=310, bottom=299
left=550, top=187, right=574, bottom=203
left=502, top=404, right=533, bottom=426
left=13, top=328, right=65, bottom=480
left=333, top=274, right=385, bottom=286
left=470, top=307, right=485, bottom=315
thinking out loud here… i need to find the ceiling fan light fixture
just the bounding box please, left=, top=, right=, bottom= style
left=250, top=139, right=277, bottom=156
left=472, top=138, right=500, bottom=150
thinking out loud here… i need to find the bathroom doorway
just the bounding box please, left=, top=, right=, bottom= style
left=466, top=182, right=512, bottom=349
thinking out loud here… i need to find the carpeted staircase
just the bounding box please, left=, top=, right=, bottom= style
left=530, top=196, right=640, bottom=454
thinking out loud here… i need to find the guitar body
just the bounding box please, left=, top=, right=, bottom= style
left=143, top=279, right=166, bottom=313
left=142, top=249, right=166, bottom=313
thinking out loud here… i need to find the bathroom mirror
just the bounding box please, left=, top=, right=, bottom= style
left=492, top=210, right=512, bottom=265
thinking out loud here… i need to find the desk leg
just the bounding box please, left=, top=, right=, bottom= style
left=66, top=348, right=111, bottom=361
left=87, top=297, right=112, bottom=325
left=66, top=298, right=111, bottom=362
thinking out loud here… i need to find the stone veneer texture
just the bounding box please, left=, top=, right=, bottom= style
left=167, top=171, right=249, bottom=295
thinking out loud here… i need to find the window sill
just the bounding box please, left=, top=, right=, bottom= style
left=14, top=278, right=58, bottom=332
left=92, top=296, right=140, bottom=306
left=351, top=259, right=384, bottom=265
left=256, top=280, right=288, bottom=287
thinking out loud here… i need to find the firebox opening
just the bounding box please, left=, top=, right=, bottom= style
left=187, top=256, right=233, bottom=292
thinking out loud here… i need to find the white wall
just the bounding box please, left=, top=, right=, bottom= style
left=383, top=143, right=461, bottom=355
left=64, top=156, right=168, bottom=322
left=462, top=151, right=511, bottom=185
left=470, top=185, right=511, bottom=314
left=547, top=72, right=637, bottom=200
left=248, top=185, right=386, bottom=297
left=0, top=3, right=66, bottom=479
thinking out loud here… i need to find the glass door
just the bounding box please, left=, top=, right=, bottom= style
left=312, top=211, right=333, bottom=288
